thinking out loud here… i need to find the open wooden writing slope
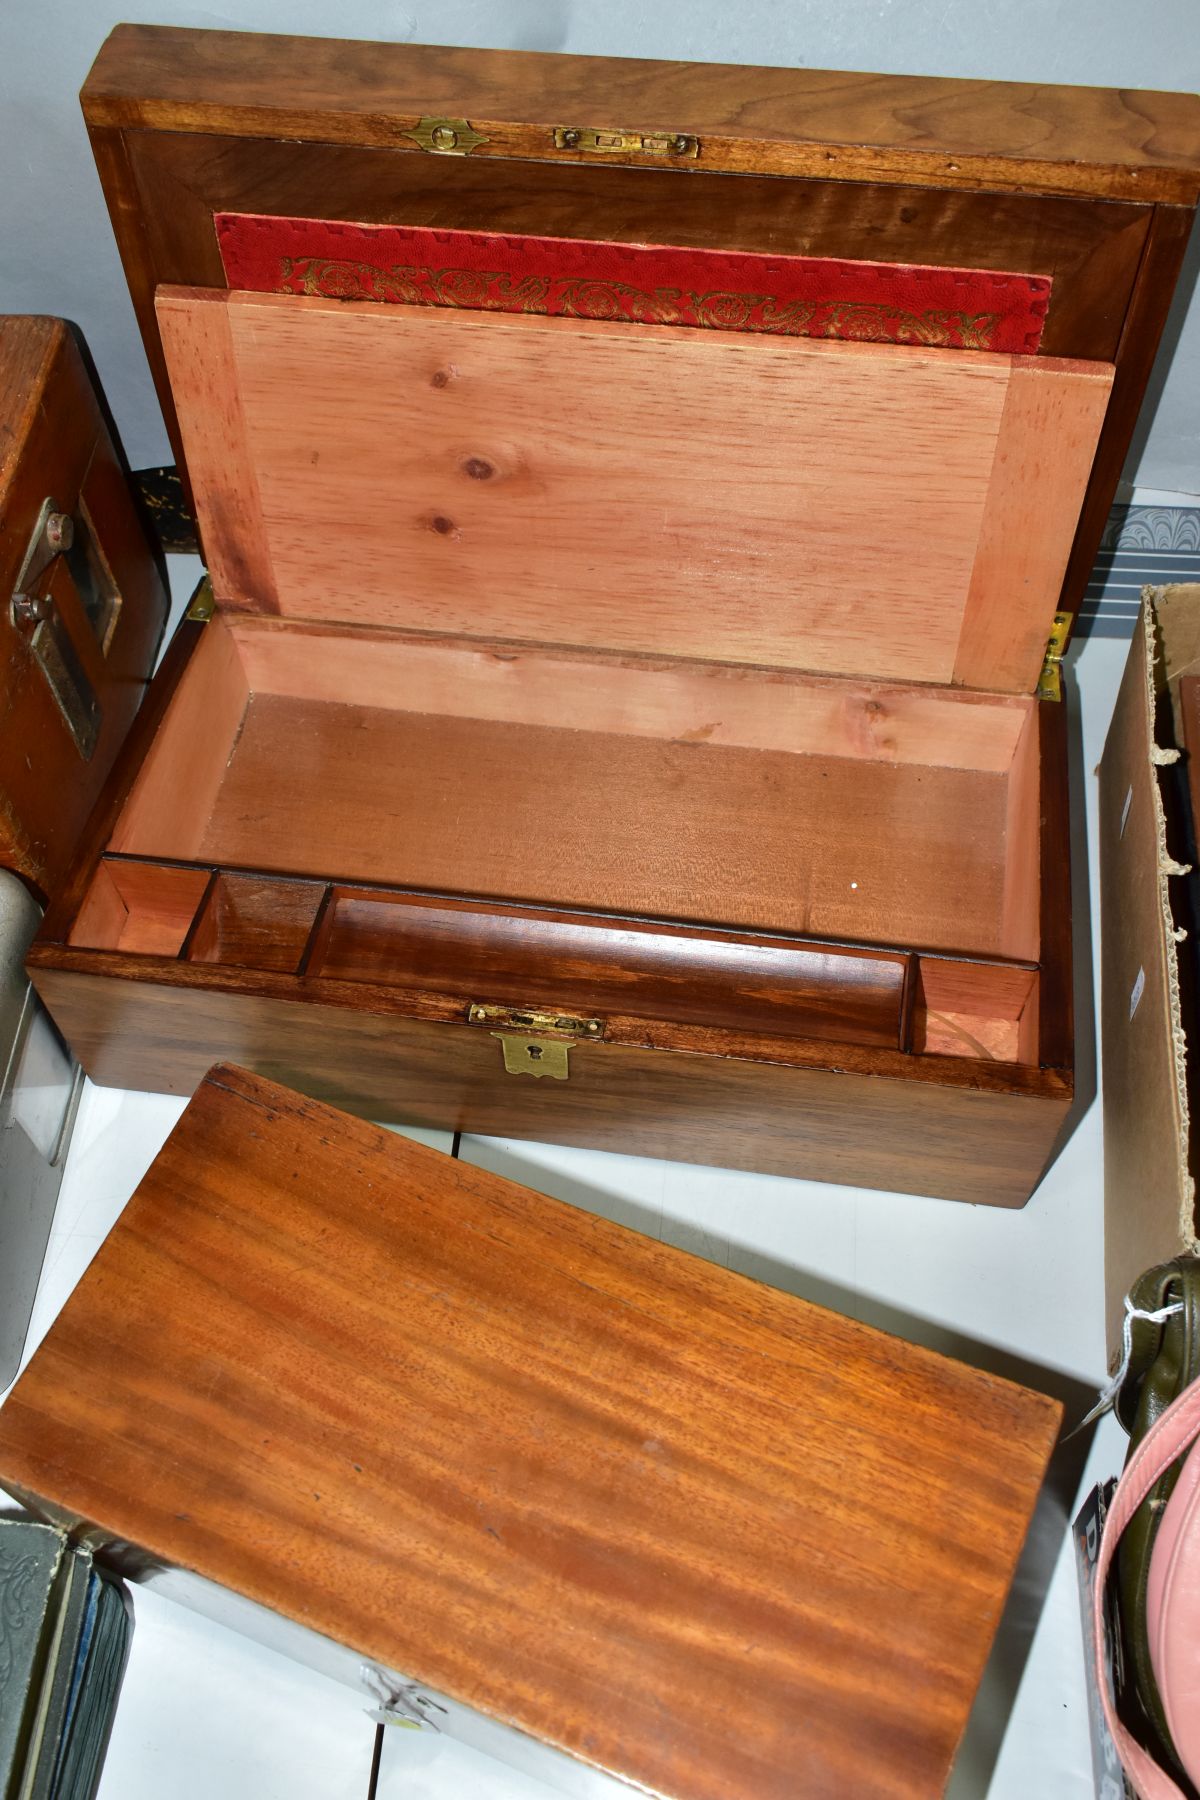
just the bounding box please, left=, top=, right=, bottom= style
left=23, top=30, right=1200, bottom=1203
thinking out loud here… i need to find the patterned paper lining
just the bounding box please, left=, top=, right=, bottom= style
left=216, top=214, right=1052, bottom=354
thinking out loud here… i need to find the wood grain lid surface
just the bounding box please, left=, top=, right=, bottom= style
left=0, top=1065, right=1062, bottom=1798
left=81, top=26, right=1200, bottom=203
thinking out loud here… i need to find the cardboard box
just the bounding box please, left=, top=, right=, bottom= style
left=1100, top=584, right=1200, bottom=1355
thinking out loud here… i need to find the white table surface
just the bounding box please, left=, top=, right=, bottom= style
left=1, top=569, right=1135, bottom=1800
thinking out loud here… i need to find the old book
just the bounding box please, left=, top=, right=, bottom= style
left=0, top=1518, right=132, bottom=1800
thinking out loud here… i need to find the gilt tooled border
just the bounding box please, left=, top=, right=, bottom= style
left=276, top=255, right=1004, bottom=351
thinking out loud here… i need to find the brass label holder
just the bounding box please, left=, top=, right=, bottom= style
left=553, top=126, right=699, bottom=158
left=468, top=1003, right=604, bottom=1082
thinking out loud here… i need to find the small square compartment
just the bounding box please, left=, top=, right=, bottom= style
left=68, top=858, right=210, bottom=955
left=911, top=957, right=1039, bottom=1064
left=186, top=873, right=326, bottom=973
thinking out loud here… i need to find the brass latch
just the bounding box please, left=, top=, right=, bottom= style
left=553, top=126, right=699, bottom=158
left=468, top=1003, right=604, bottom=1081
left=402, top=116, right=490, bottom=155
left=1036, top=611, right=1073, bottom=703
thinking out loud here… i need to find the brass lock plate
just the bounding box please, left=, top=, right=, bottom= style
left=468, top=1003, right=604, bottom=1081
left=491, top=1034, right=572, bottom=1080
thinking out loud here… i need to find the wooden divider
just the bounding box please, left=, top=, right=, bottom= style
left=63, top=856, right=1042, bottom=1066
left=313, top=889, right=910, bottom=1050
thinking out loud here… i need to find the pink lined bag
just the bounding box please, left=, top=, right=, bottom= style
left=1096, top=1381, right=1200, bottom=1797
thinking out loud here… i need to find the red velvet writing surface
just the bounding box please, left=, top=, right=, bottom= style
left=217, top=213, right=1050, bottom=352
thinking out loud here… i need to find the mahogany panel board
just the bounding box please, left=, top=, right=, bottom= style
left=157, top=287, right=1112, bottom=691
left=0, top=1064, right=1061, bottom=1798
left=24, top=967, right=1072, bottom=1205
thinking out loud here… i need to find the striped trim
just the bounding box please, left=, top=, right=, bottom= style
left=1081, top=506, right=1200, bottom=638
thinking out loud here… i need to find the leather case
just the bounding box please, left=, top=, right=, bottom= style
left=0, top=316, right=167, bottom=1388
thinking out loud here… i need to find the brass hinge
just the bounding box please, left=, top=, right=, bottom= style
left=185, top=577, right=215, bottom=622
left=468, top=1003, right=604, bottom=1082
left=553, top=125, right=700, bottom=159
left=1036, top=611, right=1072, bottom=703
left=401, top=116, right=490, bottom=155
